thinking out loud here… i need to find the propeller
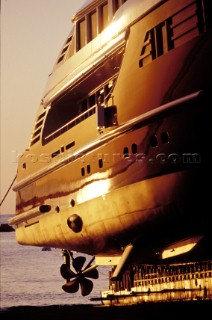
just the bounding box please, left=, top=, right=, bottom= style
left=60, top=253, right=99, bottom=296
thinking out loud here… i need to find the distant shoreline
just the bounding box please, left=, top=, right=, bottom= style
left=0, top=223, right=14, bottom=232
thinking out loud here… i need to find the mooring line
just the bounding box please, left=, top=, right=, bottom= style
left=0, top=174, right=17, bottom=207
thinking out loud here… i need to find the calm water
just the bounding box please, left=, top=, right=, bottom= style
left=1, top=215, right=211, bottom=319
left=0, top=215, right=109, bottom=309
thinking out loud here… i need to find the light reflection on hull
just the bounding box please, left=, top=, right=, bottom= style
left=8, top=0, right=212, bottom=302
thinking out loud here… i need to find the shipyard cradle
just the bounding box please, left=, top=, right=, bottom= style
left=9, top=0, right=212, bottom=303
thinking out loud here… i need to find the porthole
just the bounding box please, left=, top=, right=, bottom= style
left=67, top=214, right=83, bottom=233
left=55, top=206, right=60, bottom=213
left=123, top=147, right=129, bottom=158
left=99, top=159, right=103, bottom=168
left=81, top=167, right=85, bottom=176
left=87, top=164, right=91, bottom=174
left=39, top=205, right=51, bottom=213
left=150, top=135, right=158, bottom=147
left=131, top=143, right=137, bottom=154
left=70, top=199, right=75, bottom=207
left=161, top=131, right=169, bottom=144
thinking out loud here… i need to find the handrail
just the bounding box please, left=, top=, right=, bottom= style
left=13, top=90, right=203, bottom=192
left=45, top=104, right=97, bottom=141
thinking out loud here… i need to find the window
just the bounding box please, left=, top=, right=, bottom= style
left=88, top=10, right=97, bottom=42
left=78, top=18, right=86, bottom=50
left=113, top=0, right=127, bottom=13
left=100, top=2, right=109, bottom=32
left=30, top=111, right=46, bottom=146
left=42, top=92, right=98, bottom=144
left=77, top=0, right=129, bottom=51
left=57, top=33, right=74, bottom=64
left=88, top=94, right=96, bottom=109
left=42, top=76, right=118, bottom=144
left=66, top=34, right=75, bottom=59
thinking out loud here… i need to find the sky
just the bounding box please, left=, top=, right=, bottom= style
left=1, top=0, right=86, bottom=215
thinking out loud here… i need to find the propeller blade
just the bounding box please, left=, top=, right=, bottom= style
left=79, top=277, right=93, bottom=296
left=82, top=267, right=99, bottom=279
left=60, top=264, right=76, bottom=280
left=72, top=256, right=86, bottom=272
left=84, top=256, right=95, bottom=269
left=62, top=278, right=79, bottom=293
